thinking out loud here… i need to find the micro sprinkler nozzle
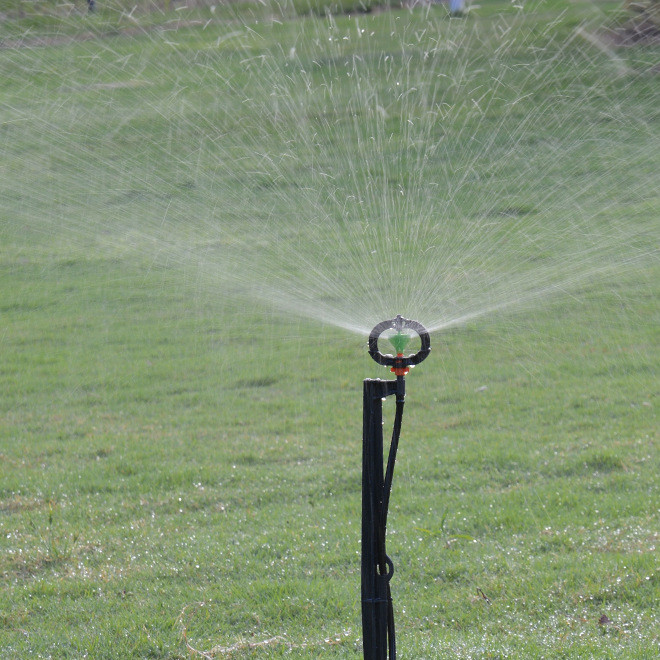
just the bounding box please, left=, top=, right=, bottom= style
left=368, top=314, right=431, bottom=378
left=388, top=330, right=411, bottom=356
left=362, top=316, right=430, bottom=659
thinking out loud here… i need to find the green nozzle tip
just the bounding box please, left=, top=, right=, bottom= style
left=389, top=331, right=411, bottom=355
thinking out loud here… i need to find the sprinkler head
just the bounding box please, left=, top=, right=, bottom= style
left=369, top=315, right=431, bottom=376
left=389, top=330, right=411, bottom=356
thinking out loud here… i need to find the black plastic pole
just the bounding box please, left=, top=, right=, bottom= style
left=362, top=378, right=397, bottom=660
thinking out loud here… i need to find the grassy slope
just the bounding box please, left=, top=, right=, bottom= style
left=1, top=1, right=658, bottom=658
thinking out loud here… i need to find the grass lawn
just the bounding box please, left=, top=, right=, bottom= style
left=1, top=1, right=658, bottom=657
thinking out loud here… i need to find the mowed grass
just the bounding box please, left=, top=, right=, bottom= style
left=1, top=1, right=659, bottom=658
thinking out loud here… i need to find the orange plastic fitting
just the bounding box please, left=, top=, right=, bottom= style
left=390, top=353, right=410, bottom=377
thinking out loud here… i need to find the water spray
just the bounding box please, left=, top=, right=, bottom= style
left=362, top=315, right=430, bottom=659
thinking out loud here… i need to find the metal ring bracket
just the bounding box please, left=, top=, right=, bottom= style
left=368, top=315, right=431, bottom=368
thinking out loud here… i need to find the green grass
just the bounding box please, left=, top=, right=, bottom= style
left=0, top=0, right=399, bottom=42
left=1, top=1, right=659, bottom=658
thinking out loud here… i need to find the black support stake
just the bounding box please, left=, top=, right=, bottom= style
left=361, top=378, right=398, bottom=660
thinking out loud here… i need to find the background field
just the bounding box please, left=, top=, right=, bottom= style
left=1, top=1, right=658, bottom=658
